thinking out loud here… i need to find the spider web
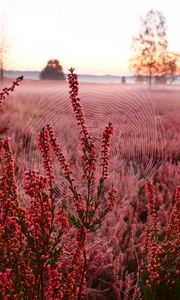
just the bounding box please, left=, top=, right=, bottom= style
left=19, top=81, right=166, bottom=210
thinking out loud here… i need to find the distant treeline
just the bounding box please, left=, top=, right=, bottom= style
left=3, top=70, right=180, bottom=84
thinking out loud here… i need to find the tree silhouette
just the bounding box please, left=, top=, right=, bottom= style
left=40, top=59, right=66, bottom=80
left=129, top=10, right=168, bottom=85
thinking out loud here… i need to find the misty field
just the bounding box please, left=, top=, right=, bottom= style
left=0, top=77, right=180, bottom=299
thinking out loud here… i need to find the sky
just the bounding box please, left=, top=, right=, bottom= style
left=1, top=0, right=180, bottom=75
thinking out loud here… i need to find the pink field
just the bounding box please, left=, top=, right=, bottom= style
left=3, top=80, right=179, bottom=190
left=0, top=77, right=180, bottom=299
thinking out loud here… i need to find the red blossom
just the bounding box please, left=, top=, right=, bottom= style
left=101, top=122, right=113, bottom=180
left=0, top=76, right=23, bottom=107
left=0, top=71, right=118, bottom=299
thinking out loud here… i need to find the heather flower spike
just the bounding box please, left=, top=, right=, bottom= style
left=0, top=76, right=23, bottom=107
left=35, top=68, right=116, bottom=299
left=67, top=68, right=116, bottom=229
left=69, top=67, right=75, bottom=73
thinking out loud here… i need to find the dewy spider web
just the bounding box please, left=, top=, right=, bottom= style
left=21, top=80, right=166, bottom=209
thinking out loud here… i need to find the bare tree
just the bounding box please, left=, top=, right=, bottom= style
left=0, top=19, right=9, bottom=83
left=129, top=10, right=168, bottom=85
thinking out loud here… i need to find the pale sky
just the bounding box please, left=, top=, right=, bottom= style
left=1, top=0, right=180, bottom=75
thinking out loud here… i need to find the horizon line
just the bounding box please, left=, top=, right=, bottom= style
left=4, top=70, right=135, bottom=77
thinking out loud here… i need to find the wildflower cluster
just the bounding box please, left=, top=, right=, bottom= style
left=0, top=73, right=179, bottom=299
left=140, top=181, right=180, bottom=299
left=0, top=72, right=117, bottom=299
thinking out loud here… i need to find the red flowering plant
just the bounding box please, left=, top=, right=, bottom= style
left=0, top=77, right=82, bottom=299
left=0, top=136, right=72, bottom=299
left=34, top=68, right=118, bottom=299
left=0, top=78, right=26, bottom=299
left=0, top=76, right=23, bottom=107
left=0, top=70, right=117, bottom=299
left=140, top=181, right=180, bottom=300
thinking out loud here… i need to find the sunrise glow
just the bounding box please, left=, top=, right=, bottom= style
left=1, top=0, right=180, bottom=75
